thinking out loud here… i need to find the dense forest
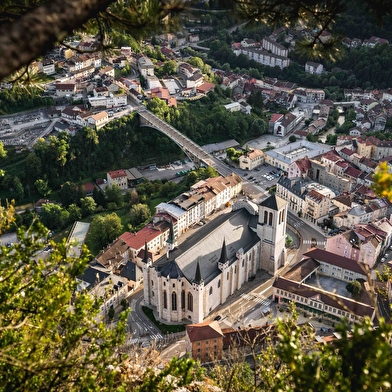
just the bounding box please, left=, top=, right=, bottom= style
left=0, top=94, right=268, bottom=204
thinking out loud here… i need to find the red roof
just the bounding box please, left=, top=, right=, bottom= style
left=303, top=248, right=368, bottom=276
left=186, top=320, right=223, bottom=342
left=108, top=169, right=127, bottom=178
left=196, top=82, right=215, bottom=94
left=270, top=113, right=283, bottom=123
left=82, top=182, right=95, bottom=192
left=120, top=225, right=162, bottom=250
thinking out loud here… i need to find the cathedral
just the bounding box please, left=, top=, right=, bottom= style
left=143, top=195, right=288, bottom=324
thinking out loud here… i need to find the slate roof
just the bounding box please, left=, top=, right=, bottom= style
left=78, top=266, right=109, bottom=289
left=119, top=260, right=137, bottom=281
left=259, top=194, right=287, bottom=211
left=153, top=208, right=259, bottom=285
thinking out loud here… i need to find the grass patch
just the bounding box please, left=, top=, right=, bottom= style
left=142, top=306, right=185, bottom=334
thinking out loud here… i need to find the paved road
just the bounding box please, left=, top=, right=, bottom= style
left=127, top=289, right=163, bottom=343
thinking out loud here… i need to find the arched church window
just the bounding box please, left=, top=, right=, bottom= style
left=181, top=290, right=185, bottom=309
left=264, top=211, right=268, bottom=224
left=269, top=212, right=273, bottom=226
left=163, top=290, right=167, bottom=309
left=172, top=292, right=177, bottom=310
left=187, top=292, right=193, bottom=312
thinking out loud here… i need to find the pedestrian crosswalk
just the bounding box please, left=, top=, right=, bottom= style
left=303, top=240, right=326, bottom=246
left=240, top=293, right=272, bottom=309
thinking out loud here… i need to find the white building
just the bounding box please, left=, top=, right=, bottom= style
left=305, top=61, right=324, bottom=75
left=138, top=56, right=154, bottom=77
left=143, top=196, right=288, bottom=323
left=88, top=94, right=127, bottom=109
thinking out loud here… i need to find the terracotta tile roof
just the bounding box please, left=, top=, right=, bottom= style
left=273, top=277, right=374, bottom=318
left=322, top=150, right=341, bottom=162
left=303, top=248, right=368, bottom=276
left=270, top=113, right=283, bottom=122
left=120, top=224, right=164, bottom=250
left=108, top=169, right=127, bottom=178
left=306, top=189, right=325, bottom=202
left=186, top=320, right=224, bottom=342
left=344, top=166, right=362, bottom=178
left=283, top=257, right=320, bottom=282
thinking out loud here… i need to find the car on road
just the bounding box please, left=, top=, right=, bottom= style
left=381, top=258, right=386, bottom=263
left=243, top=173, right=248, bottom=176
left=214, top=315, right=222, bottom=321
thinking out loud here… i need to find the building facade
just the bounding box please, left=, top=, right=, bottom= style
left=143, top=196, right=288, bottom=323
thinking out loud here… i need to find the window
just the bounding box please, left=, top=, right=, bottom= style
left=269, top=212, right=273, bottom=226
left=264, top=211, right=268, bottom=224
left=172, top=292, right=177, bottom=311
left=218, top=280, right=221, bottom=288
left=163, top=291, right=167, bottom=309
left=151, top=280, right=154, bottom=286
left=181, top=290, right=185, bottom=309
left=209, top=287, right=213, bottom=295
left=227, top=272, right=229, bottom=280
left=187, top=292, right=193, bottom=312
left=173, top=283, right=175, bottom=288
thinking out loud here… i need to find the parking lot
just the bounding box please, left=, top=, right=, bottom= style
left=237, top=163, right=282, bottom=199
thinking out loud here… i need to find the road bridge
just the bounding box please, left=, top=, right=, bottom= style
left=136, top=106, right=233, bottom=177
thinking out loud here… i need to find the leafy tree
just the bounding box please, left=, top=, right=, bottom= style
left=0, top=206, right=128, bottom=391
left=105, top=185, right=124, bottom=208
left=68, top=203, right=82, bottom=221
left=34, top=178, right=51, bottom=197
left=108, top=305, right=115, bottom=321
left=289, top=135, right=297, bottom=143
left=346, top=280, right=362, bottom=296
left=326, top=133, right=338, bottom=145
left=59, top=181, right=81, bottom=208
left=0, top=141, right=6, bottom=158
left=80, top=196, right=97, bottom=217
left=87, top=213, right=123, bottom=252
left=40, top=203, right=69, bottom=230
left=129, top=203, right=151, bottom=227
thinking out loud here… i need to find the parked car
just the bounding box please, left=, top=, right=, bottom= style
left=381, top=258, right=386, bottom=263
left=214, top=315, right=222, bottom=321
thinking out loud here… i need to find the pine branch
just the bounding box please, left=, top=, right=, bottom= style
left=0, top=0, right=115, bottom=81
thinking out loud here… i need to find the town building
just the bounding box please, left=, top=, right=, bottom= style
left=107, top=169, right=128, bottom=190
left=264, top=140, right=331, bottom=172
left=239, top=148, right=264, bottom=170
left=305, top=61, right=324, bottom=75
left=185, top=320, right=224, bottom=362
left=276, top=177, right=335, bottom=223
left=272, top=248, right=376, bottom=323
left=143, top=196, right=288, bottom=323
left=137, top=56, right=154, bottom=76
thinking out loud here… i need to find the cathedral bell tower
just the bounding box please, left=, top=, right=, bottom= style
left=166, top=219, right=177, bottom=258
left=257, top=195, right=288, bottom=275
left=142, top=241, right=152, bottom=304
